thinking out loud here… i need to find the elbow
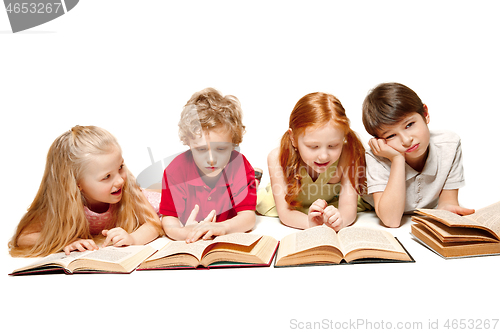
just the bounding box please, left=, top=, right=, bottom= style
left=375, top=208, right=402, bottom=228
left=16, top=233, right=38, bottom=248
left=243, top=213, right=256, bottom=232
left=382, top=219, right=401, bottom=228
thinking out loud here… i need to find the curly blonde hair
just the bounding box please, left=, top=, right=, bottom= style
left=9, top=126, right=162, bottom=257
left=178, top=88, right=246, bottom=145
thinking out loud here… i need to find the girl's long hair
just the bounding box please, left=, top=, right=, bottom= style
left=9, top=126, right=162, bottom=257
left=279, top=92, right=366, bottom=208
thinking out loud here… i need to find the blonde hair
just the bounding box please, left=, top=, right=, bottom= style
left=178, top=87, right=245, bottom=145
left=280, top=92, right=366, bottom=207
left=9, top=126, right=162, bottom=257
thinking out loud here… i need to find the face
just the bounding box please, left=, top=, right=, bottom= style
left=378, top=110, right=431, bottom=166
left=188, top=127, right=234, bottom=179
left=78, top=148, right=127, bottom=211
left=292, top=121, right=345, bottom=180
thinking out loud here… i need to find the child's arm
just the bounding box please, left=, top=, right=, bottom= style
left=15, top=221, right=43, bottom=248
left=324, top=157, right=360, bottom=231
left=184, top=210, right=255, bottom=243
left=162, top=206, right=254, bottom=242
left=369, top=138, right=407, bottom=228
left=268, top=148, right=315, bottom=229
left=161, top=205, right=216, bottom=241
left=437, top=189, right=475, bottom=215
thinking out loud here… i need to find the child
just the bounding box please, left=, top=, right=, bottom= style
left=160, top=88, right=256, bottom=243
left=362, top=82, right=474, bottom=228
left=256, top=92, right=370, bottom=230
left=9, top=126, right=163, bottom=257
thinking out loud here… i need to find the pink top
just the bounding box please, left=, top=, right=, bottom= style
left=84, top=190, right=161, bottom=235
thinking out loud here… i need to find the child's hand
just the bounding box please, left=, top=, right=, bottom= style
left=439, top=204, right=475, bottom=216
left=185, top=209, right=219, bottom=243
left=185, top=221, right=226, bottom=243
left=308, top=199, right=328, bottom=227
left=63, top=238, right=98, bottom=255
left=185, top=205, right=201, bottom=225
left=322, top=205, right=344, bottom=231
left=369, top=138, right=404, bottom=162
left=102, top=227, right=134, bottom=247
left=184, top=205, right=217, bottom=225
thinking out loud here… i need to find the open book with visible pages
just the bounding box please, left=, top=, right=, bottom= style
left=411, top=201, right=500, bottom=258
left=10, top=244, right=157, bottom=276
left=274, top=225, right=414, bottom=267
left=137, top=233, right=279, bottom=270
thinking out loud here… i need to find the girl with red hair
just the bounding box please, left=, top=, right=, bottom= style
left=257, top=92, right=370, bottom=230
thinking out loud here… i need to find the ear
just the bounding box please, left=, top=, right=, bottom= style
left=423, top=104, right=430, bottom=124
left=288, top=128, right=296, bottom=148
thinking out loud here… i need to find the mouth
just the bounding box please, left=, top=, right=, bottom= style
left=111, top=188, right=122, bottom=196
left=406, top=144, right=420, bottom=153
left=314, top=161, right=330, bottom=168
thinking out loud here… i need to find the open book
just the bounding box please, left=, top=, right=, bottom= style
left=411, top=201, right=500, bottom=258
left=274, top=225, right=413, bottom=267
left=138, top=233, right=279, bottom=270
left=10, top=244, right=157, bottom=276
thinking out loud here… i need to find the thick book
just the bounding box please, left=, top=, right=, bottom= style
left=10, top=244, right=157, bottom=276
left=137, top=233, right=279, bottom=270
left=274, top=225, right=414, bottom=267
left=411, top=201, right=500, bottom=258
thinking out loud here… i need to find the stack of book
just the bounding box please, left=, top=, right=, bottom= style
left=411, top=201, right=500, bottom=258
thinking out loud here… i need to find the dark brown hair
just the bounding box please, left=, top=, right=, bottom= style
left=362, top=82, right=426, bottom=137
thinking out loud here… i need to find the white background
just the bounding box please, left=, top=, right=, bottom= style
left=1, top=1, right=499, bottom=332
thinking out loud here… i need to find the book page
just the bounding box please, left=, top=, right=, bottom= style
left=278, top=225, right=340, bottom=259
left=12, top=250, right=92, bottom=274
left=147, top=240, right=212, bottom=262
left=211, top=233, right=262, bottom=247
left=413, top=216, right=498, bottom=242
left=338, top=227, right=405, bottom=256
left=467, top=201, right=500, bottom=236
left=79, top=246, right=141, bottom=263
left=418, top=209, right=477, bottom=226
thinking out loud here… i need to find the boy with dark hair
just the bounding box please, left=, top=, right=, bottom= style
left=362, top=82, right=474, bottom=227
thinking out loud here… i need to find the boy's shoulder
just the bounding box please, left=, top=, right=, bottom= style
left=227, top=150, right=252, bottom=170
left=166, top=150, right=193, bottom=170
left=429, top=130, right=461, bottom=145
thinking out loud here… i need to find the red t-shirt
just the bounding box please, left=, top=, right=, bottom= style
left=159, top=150, right=256, bottom=223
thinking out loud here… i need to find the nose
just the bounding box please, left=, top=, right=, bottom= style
left=318, top=148, right=329, bottom=162
left=208, top=149, right=217, bottom=166
left=115, top=174, right=125, bottom=187
left=400, top=133, right=412, bottom=148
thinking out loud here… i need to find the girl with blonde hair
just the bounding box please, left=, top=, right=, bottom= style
left=9, top=125, right=162, bottom=257
left=257, top=92, right=370, bottom=230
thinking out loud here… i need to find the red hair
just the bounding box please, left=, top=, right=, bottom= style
left=279, top=92, right=366, bottom=207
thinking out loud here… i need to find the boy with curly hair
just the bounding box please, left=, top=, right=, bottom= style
left=160, top=88, right=257, bottom=242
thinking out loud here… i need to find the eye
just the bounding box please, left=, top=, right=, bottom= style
left=119, top=164, right=124, bottom=170
left=385, top=134, right=396, bottom=140
left=102, top=174, right=110, bottom=180
left=196, top=147, right=207, bottom=152
left=405, top=122, right=415, bottom=129
left=329, top=144, right=339, bottom=149
left=308, top=146, right=318, bottom=150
